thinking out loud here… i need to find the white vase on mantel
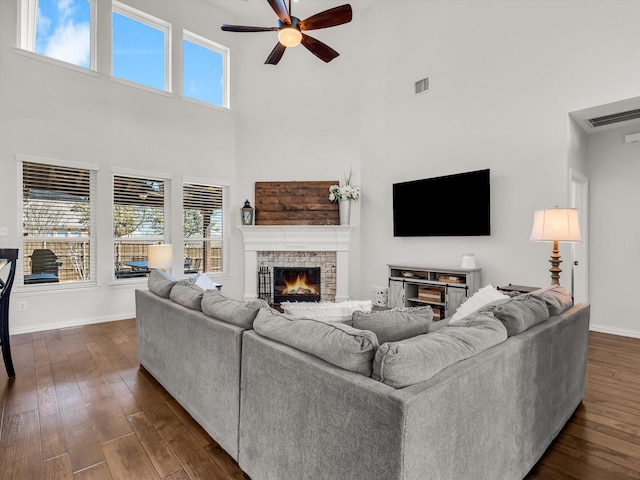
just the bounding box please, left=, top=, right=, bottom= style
left=339, top=198, right=351, bottom=225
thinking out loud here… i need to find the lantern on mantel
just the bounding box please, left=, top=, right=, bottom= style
left=241, top=200, right=254, bottom=225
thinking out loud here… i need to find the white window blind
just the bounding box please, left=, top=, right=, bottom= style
left=21, top=159, right=96, bottom=285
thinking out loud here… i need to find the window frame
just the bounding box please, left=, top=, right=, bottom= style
left=182, top=176, right=230, bottom=276
left=17, top=0, right=97, bottom=71
left=182, top=29, right=230, bottom=109
left=111, top=0, right=172, bottom=93
left=112, top=168, right=172, bottom=282
left=17, top=154, right=98, bottom=289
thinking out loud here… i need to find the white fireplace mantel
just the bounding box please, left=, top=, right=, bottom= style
left=237, top=225, right=353, bottom=301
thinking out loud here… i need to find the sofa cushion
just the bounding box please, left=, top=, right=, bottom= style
left=169, top=280, right=204, bottom=310
left=531, top=285, right=573, bottom=316
left=352, top=306, right=433, bottom=344
left=373, top=311, right=507, bottom=388
left=253, top=308, right=379, bottom=376
left=451, top=285, right=509, bottom=321
left=148, top=269, right=177, bottom=298
left=482, top=294, right=549, bottom=336
left=201, top=291, right=269, bottom=329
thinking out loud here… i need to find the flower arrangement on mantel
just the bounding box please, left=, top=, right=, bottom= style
left=328, top=169, right=361, bottom=202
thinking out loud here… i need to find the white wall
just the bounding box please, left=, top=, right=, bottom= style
left=0, top=0, right=244, bottom=333
left=352, top=1, right=640, bottom=336
left=587, top=126, right=640, bottom=337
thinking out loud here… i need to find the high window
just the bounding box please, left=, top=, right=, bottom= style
left=183, top=30, right=229, bottom=108
left=112, top=1, right=171, bottom=91
left=20, top=157, right=97, bottom=286
left=183, top=179, right=228, bottom=275
left=113, top=173, right=169, bottom=280
left=18, top=0, right=95, bottom=69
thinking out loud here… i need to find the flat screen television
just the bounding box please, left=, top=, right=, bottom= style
left=393, top=169, right=490, bottom=237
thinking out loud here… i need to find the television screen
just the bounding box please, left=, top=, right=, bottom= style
left=393, top=169, right=490, bottom=236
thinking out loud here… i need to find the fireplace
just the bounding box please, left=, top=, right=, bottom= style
left=273, top=267, right=321, bottom=304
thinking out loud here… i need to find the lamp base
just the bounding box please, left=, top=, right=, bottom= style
left=549, top=240, right=562, bottom=285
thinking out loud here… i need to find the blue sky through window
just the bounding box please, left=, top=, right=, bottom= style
left=35, top=0, right=91, bottom=68
left=183, top=39, right=224, bottom=107
left=112, top=12, right=166, bottom=91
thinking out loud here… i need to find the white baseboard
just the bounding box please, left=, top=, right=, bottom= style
left=590, top=323, right=640, bottom=340
left=10, top=312, right=135, bottom=335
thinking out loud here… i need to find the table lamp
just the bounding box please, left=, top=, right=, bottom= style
left=148, top=244, right=173, bottom=271
left=529, top=208, right=581, bottom=285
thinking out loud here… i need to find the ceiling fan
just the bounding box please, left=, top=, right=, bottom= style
left=221, top=0, right=353, bottom=65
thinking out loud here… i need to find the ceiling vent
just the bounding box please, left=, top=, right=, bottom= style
left=587, top=108, right=640, bottom=128
left=415, top=78, right=429, bottom=95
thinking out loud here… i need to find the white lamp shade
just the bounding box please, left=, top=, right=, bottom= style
left=530, top=208, right=582, bottom=243
left=148, top=244, right=173, bottom=269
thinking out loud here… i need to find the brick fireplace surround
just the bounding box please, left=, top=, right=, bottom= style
left=237, top=226, right=353, bottom=302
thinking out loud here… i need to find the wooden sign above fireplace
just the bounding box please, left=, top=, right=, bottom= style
left=254, top=181, right=340, bottom=226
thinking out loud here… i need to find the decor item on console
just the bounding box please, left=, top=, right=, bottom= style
left=329, top=168, right=360, bottom=225
left=529, top=207, right=582, bottom=285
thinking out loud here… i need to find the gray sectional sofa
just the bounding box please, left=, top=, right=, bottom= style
left=135, top=273, right=590, bottom=480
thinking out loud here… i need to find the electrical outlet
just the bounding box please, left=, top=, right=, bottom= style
left=0, top=227, right=8, bottom=236
left=18, top=301, right=27, bottom=311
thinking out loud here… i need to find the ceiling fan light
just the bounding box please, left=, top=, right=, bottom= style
left=278, top=27, right=302, bottom=47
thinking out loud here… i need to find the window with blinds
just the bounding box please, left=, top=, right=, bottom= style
left=183, top=181, right=226, bottom=274
left=113, top=174, right=167, bottom=280
left=21, top=159, right=96, bottom=285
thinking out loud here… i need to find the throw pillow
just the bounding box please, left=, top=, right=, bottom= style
left=482, top=294, right=549, bottom=336
left=531, top=285, right=573, bottom=316
left=201, top=290, right=269, bottom=329
left=451, top=285, right=509, bottom=321
left=253, top=307, right=380, bottom=376
left=148, top=269, right=177, bottom=298
left=352, top=306, right=433, bottom=344
left=169, top=280, right=204, bottom=310
left=373, top=311, right=507, bottom=388
left=191, top=273, right=222, bottom=291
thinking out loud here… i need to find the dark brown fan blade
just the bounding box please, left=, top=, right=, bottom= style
left=267, top=0, right=291, bottom=24
left=300, top=33, right=339, bottom=63
left=265, top=42, right=287, bottom=65
left=300, top=4, right=353, bottom=31
left=221, top=24, right=278, bottom=33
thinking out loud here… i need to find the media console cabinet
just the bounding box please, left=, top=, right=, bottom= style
left=388, top=264, right=482, bottom=320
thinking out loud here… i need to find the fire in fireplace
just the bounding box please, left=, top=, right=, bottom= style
left=273, top=267, right=321, bottom=304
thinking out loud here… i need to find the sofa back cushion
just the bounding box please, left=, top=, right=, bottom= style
left=253, top=308, right=379, bottom=376
left=148, top=269, right=177, bottom=298
left=169, top=280, right=204, bottom=310
left=481, top=294, right=549, bottom=336
left=201, top=291, right=269, bottom=329
left=352, top=306, right=433, bottom=344
left=531, top=285, right=573, bottom=316
left=373, top=311, right=507, bottom=388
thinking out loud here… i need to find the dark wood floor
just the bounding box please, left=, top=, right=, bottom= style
left=0, top=320, right=639, bottom=480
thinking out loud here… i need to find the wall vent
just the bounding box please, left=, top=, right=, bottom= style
left=587, top=108, right=640, bottom=128
left=415, top=77, right=429, bottom=95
